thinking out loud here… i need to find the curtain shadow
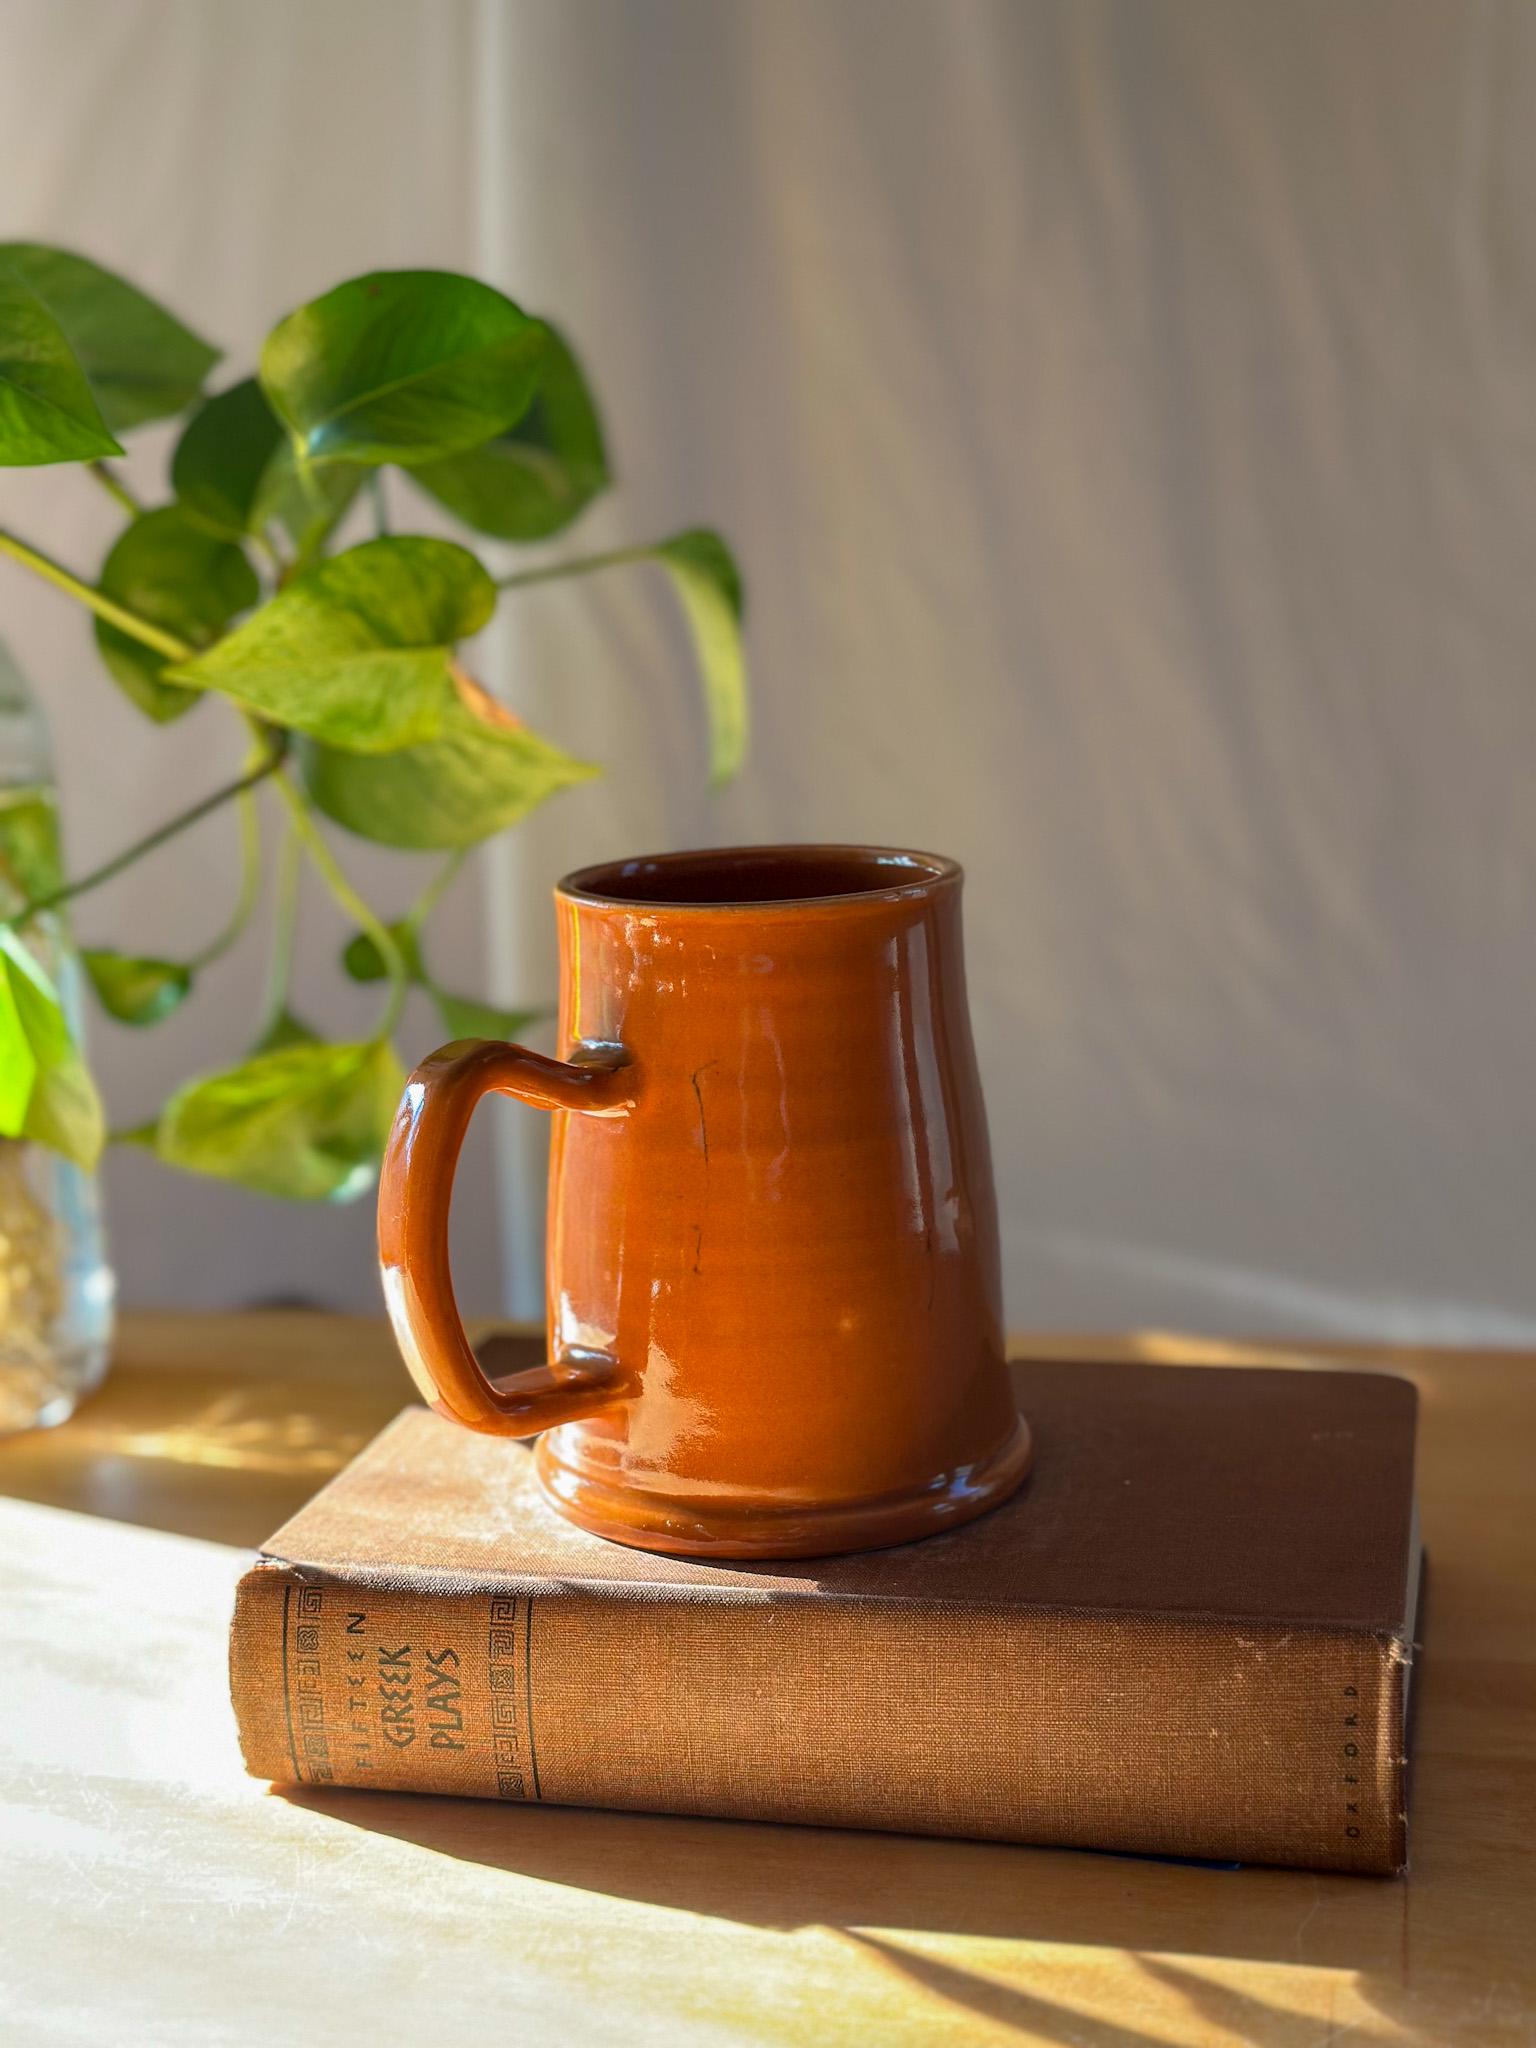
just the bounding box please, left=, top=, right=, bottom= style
left=281, top=1789, right=1453, bottom=2042
left=279, top=1782, right=1402, bottom=1968
left=843, top=1932, right=1171, bottom=2046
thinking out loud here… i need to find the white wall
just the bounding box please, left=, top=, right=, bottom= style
left=0, top=0, right=502, bottom=1311
left=482, top=0, right=1536, bottom=1341
left=5, top=1, right=1536, bottom=1341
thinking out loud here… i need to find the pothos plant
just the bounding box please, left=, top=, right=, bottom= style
left=0, top=248, right=745, bottom=1200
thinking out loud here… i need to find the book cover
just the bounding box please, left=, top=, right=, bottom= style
left=230, top=1358, right=1421, bottom=1873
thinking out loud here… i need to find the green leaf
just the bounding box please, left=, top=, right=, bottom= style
left=171, top=378, right=284, bottom=539
left=250, top=440, right=366, bottom=558
left=154, top=1037, right=403, bottom=1202
left=166, top=536, right=495, bottom=750
left=431, top=992, right=546, bottom=1043
left=301, top=672, right=595, bottom=848
left=0, top=786, right=65, bottom=907
left=0, top=926, right=105, bottom=1168
left=340, top=921, right=422, bottom=985
left=260, top=270, right=548, bottom=467
left=0, top=243, right=218, bottom=432
left=95, top=506, right=260, bottom=722
left=81, top=948, right=192, bottom=1026
left=407, top=324, right=608, bottom=540
left=171, top=375, right=365, bottom=561
left=0, top=270, right=121, bottom=465
left=250, top=1006, right=321, bottom=1055
left=654, top=530, right=748, bottom=786
left=23, top=1044, right=104, bottom=1170
left=0, top=955, right=35, bottom=1130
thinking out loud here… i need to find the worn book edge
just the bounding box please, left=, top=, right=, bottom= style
left=230, top=1529, right=1419, bottom=1875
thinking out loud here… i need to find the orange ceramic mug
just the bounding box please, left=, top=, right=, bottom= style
left=378, top=845, right=1031, bottom=1558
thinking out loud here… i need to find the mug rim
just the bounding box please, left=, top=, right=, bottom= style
left=557, top=842, right=963, bottom=913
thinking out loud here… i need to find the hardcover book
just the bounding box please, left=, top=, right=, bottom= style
left=230, top=1357, right=1421, bottom=1874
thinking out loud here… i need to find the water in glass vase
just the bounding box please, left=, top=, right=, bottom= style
left=0, top=641, right=114, bottom=1431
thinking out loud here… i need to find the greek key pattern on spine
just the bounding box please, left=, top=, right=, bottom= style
left=487, top=1596, right=535, bottom=1800
left=292, top=1584, right=333, bottom=1783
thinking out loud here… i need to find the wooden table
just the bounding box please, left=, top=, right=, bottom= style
left=1, top=1314, right=1531, bottom=2046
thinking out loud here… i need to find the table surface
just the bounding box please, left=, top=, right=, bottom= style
left=1, top=1313, right=1531, bottom=2048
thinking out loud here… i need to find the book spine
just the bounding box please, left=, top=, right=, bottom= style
left=230, top=1563, right=1408, bottom=1874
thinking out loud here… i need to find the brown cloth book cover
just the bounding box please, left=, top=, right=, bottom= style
left=230, top=1359, right=1421, bottom=1874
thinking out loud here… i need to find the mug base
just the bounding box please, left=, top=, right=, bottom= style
left=533, top=1413, right=1033, bottom=1560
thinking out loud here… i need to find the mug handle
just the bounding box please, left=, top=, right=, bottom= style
left=378, top=1037, right=637, bottom=1436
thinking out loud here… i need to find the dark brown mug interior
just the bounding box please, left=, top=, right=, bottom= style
left=561, top=845, right=956, bottom=908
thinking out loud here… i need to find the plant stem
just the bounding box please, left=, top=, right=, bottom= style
left=272, top=767, right=408, bottom=1037
left=88, top=460, right=143, bottom=517
left=188, top=779, right=263, bottom=969
left=252, top=529, right=286, bottom=581
left=497, top=544, right=654, bottom=592
left=286, top=463, right=348, bottom=580
left=406, top=848, right=467, bottom=929
left=6, top=747, right=284, bottom=926
left=0, top=527, right=191, bottom=662
left=257, top=819, right=303, bottom=1039
left=368, top=472, right=390, bottom=538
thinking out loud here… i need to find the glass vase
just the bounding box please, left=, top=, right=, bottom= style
left=0, top=640, right=115, bottom=1432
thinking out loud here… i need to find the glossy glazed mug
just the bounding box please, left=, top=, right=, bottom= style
left=378, top=844, right=1031, bottom=1558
